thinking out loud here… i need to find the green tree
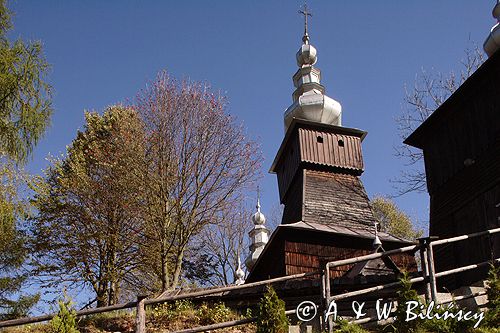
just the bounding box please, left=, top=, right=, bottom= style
left=0, top=0, right=52, bottom=163
left=49, top=294, right=79, bottom=333
left=391, top=271, right=422, bottom=333
left=0, top=0, right=51, bottom=318
left=0, top=163, right=40, bottom=319
left=31, top=106, right=146, bottom=307
left=256, top=285, right=289, bottom=333
left=371, top=196, right=423, bottom=241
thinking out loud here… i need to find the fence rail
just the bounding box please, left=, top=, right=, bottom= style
left=1, top=227, right=499, bottom=333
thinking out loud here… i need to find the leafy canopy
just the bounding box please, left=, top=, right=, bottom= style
left=371, top=196, right=423, bottom=241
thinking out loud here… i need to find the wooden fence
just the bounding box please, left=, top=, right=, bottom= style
left=1, top=227, right=499, bottom=333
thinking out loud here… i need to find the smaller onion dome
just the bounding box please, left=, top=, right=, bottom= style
left=235, top=257, right=245, bottom=285
left=296, top=43, right=317, bottom=67
left=484, top=1, right=500, bottom=56
left=252, top=199, right=266, bottom=225
left=373, top=223, right=382, bottom=250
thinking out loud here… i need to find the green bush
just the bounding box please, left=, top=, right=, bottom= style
left=197, top=302, right=232, bottom=325
left=256, top=285, right=289, bottom=333
left=385, top=271, right=423, bottom=333
left=49, top=296, right=79, bottom=333
left=149, top=300, right=196, bottom=323
left=421, top=302, right=474, bottom=333
left=485, top=262, right=500, bottom=327
left=474, top=328, right=500, bottom=333
left=334, top=319, right=369, bottom=333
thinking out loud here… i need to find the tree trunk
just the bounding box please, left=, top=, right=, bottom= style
left=171, top=248, right=185, bottom=289
left=160, top=241, right=170, bottom=291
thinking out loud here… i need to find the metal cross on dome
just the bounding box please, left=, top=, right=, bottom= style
left=298, top=3, right=312, bottom=42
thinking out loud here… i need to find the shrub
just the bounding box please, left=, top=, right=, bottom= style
left=256, top=285, right=289, bottom=333
left=334, top=319, right=369, bottom=333
left=421, top=302, right=474, bottom=333
left=387, top=271, right=423, bottom=333
left=485, top=262, right=500, bottom=327
left=49, top=296, right=79, bottom=333
left=197, top=302, right=232, bottom=325
left=148, top=300, right=197, bottom=326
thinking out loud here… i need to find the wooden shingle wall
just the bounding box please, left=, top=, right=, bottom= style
left=303, top=170, right=375, bottom=228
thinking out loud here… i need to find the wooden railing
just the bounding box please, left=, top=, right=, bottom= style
left=1, top=227, right=499, bottom=333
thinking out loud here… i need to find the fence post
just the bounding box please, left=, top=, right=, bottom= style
left=320, top=268, right=326, bottom=332
left=425, top=239, right=439, bottom=304
left=324, top=264, right=333, bottom=333
left=135, top=295, right=147, bottom=333
left=418, top=238, right=431, bottom=303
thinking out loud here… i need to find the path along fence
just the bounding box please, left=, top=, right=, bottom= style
left=1, top=227, right=499, bottom=333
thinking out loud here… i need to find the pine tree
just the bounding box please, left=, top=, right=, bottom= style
left=256, top=285, right=289, bottom=333
left=392, top=271, right=422, bottom=332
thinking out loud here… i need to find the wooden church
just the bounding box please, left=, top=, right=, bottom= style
left=244, top=7, right=416, bottom=292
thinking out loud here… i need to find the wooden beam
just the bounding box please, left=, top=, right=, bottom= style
left=135, top=295, right=147, bottom=333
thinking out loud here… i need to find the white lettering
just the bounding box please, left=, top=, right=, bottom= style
left=405, top=301, right=419, bottom=322
left=324, top=300, right=337, bottom=323
left=375, top=299, right=393, bottom=320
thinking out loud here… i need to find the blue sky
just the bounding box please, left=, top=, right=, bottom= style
left=9, top=1, right=494, bottom=235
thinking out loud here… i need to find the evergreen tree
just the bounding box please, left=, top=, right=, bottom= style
left=391, top=271, right=422, bottom=333
left=256, top=285, right=289, bottom=333
left=0, top=0, right=52, bottom=163
left=0, top=0, right=51, bottom=318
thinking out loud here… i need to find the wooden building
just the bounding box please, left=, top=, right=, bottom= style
left=246, top=119, right=415, bottom=286
left=404, top=49, right=500, bottom=290
left=244, top=10, right=416, bottom=303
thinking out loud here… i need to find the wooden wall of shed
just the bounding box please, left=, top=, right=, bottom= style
left=428, top=138, right=500, bottom=290
left=424, top=80, right=500, bottom=195
left=431, top=182, right=500, bottom=290
left=430, top=140, right=500, bottom=221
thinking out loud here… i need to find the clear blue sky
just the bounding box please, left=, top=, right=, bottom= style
left=9, top=1, right=493, bottom=243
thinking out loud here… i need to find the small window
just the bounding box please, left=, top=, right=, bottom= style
left=317, top=136, right=323, bottom=143
left=338, top=139, right=344, bottom=147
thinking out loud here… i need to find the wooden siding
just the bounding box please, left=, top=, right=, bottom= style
left=430, top=140, right=500, bottom=221
left=276, top=126, right=365, bottom=202
left=298, top=128, right=364, bottom=172
left=284, top=241, right=416, bottom=278
left=404, top=52, right=500, bottom=289
left=424, top=95, right=500, bottom=193
left=281, top=169, right=304, bottom=224
left=432, top=183, right=500, bottom=289
left=276, top=133, right=301, bottom=201
left=303, top=170, right=375, bottom=228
